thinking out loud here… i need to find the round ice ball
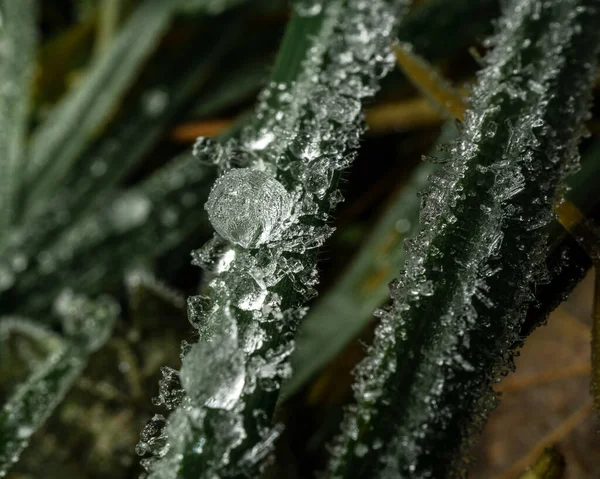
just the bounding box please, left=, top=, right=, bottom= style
left=205, top=168, right=292, bottom=248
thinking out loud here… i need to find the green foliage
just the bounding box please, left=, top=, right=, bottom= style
left=138, top=1, right=410, bottom=477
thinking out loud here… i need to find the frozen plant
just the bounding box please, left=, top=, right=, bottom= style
left=1, top=0, right=600, bottom=478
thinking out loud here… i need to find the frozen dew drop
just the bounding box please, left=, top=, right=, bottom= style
left=54, top=290, right=118, bottom=352
left=180, top=339, right=246, bottom=410
left=136, top=414, right=169, bottom=457
left=152, top=366, right=185, bottom=410
left=142, top=88, right=169, bottom=117
left=294, top=0, right=322, bottom=17
left=108, top=191, right=152, bottom=232
left=191, top=236, right=236, bottom=273
left=187, top=295, right=212, bottom=333
left=205, top=168, right=292, bottom=248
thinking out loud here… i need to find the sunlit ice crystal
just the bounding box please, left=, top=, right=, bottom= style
left=205, top=168, right=292, bottom=248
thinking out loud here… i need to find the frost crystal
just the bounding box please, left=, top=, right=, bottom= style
left=205, top=168, right=292, bottom=249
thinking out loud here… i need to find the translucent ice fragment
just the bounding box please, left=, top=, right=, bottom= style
left=230, top=273, right=268, bottom=311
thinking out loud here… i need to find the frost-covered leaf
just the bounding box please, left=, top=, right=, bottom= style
left=139, top=0, right=411, bottom=477
left=286, top=134, right=600, bottom=399
left=0, top=294, right=118, bottom=477
left=327, top=0, right=600, bottom=477
left=0, top=0, right=36, bottom=228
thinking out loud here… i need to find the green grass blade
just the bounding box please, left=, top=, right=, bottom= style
left=138, top=1, right=411, bottom=477
left=285, top=132, right=600, bottom=399
left=23, top=0, right=175, bottom=219
left=0, top=0, right=37, bottom=228
left=0, top=295, right=118, bottom=477
left=327, top=1, right=600, bottom=477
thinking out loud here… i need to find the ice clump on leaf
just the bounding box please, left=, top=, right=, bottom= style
left=205, top=168, right=292, bottom=248
left=180, top=337, right=245, bottom=410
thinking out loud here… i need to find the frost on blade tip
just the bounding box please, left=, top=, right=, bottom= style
left=205, top=168, right=292, bottom=249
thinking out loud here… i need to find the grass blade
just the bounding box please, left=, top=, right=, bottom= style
left=327, top=0, right=600, bottom=476
left=0, top=0, right=37, bottom=228
left=0, top=295, right=118, bottom=477
left=138, top=1, right=411, bottom=477
left=23, top=0, right=176, bottom=219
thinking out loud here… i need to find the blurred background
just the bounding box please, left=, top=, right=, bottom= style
left=1, top=0, right=599, bottom=477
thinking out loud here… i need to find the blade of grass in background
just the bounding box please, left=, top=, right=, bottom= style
left=23, top=0, right=176, bottom=219
left=0, top=0, right=37, bottom=229
left=0, top=294, right=118, bottom=477
left=4, top=152, right=215, bottom=317
left=285, top=135, right=600, bottom=400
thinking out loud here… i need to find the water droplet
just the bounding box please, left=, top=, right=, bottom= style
left=192, top=236, right=236, bottom=273
left=295, top=1, right=322, bottom=17
left=193, top=136, right=226, bottom=166
left=230, top=273, right=268, bottom=311
left=109, top=192, right=152, bottom=232
left=142, top=88, right=169, bottom=116
left=136, top=415, right=168, bottom=457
